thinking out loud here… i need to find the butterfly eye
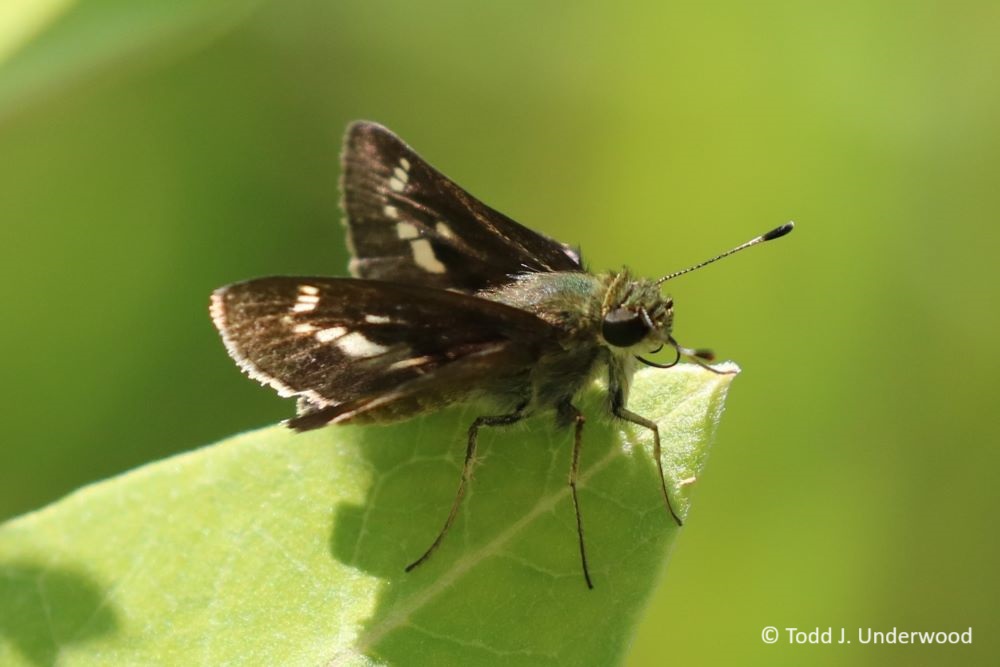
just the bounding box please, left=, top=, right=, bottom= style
left=602, top=308, right=650, bottom=348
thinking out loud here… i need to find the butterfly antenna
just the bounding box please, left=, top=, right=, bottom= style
left=656, top=222, right=794, bottom=285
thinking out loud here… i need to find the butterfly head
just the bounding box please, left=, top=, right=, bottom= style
left=600, top=273, right=674, bottom=353
left=601, top=273, right=726, bottom=372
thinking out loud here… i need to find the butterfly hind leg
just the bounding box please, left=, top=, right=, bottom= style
left=404, top=401, right=529, bottom=573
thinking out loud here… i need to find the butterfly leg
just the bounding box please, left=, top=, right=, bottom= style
left=559, top=400, right=594, bottom=589
left=613, top=402, right=683, bottom=526
left=405, top=402, right=527, bottom=573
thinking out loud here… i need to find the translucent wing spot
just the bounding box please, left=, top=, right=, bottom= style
left=435, top=221, right=456, bottom=239
left=337, top=331, right=390, bottom=358
left=315, top=326, right=347, bottom=342
left=388, top=355, right=433, bottom=371
left=293, top=291, right=320, bottom=313
left=388, top=161, right=409, bottom=192
left=383, top=205, right=399, bottom=219
left=396, top=222, right=419, bottom=240
left=399, top=157, right=411, bottom=171
left=293, top=323, right=317, bottom=334
left=411, top=239, right=446, bottom=274
left=364, top=314, right=391, bottom=324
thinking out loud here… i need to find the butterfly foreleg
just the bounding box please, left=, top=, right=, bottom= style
left=611, top=393, right=683, bottom=526
left=404, top=401, right=529, bottom=573
left=558, top=399, right=594, bottom=589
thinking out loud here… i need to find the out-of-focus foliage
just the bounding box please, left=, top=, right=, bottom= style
left=1, top=2, right=997, bottom=665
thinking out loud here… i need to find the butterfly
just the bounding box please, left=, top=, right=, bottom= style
left=210, top=121, right=793, bottom=588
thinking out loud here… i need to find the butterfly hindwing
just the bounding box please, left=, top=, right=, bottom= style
left=210, top=277, right=559, bottom=426
left=341, top=121, right=583, bottom=291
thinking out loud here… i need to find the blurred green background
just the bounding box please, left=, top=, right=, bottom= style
left=2, top=1, right=998, bottom=665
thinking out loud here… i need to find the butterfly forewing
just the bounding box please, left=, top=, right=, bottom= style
left=341, top=121, right=583, bottom=291
left=210, top=277, right=560, bottom=426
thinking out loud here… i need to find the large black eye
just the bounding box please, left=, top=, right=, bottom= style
left=602, top=308, right=650, bottom=347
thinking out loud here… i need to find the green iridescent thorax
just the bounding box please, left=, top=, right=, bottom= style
left=481, top=268, right=674, bottom=352
left=480, top=269, right=674, bottom=413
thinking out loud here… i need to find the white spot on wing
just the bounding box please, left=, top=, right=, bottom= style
left=293, top=323, right=317, bottom=334
left=337, top=331, right=389, bottom=357
left=316, top=326, right=347, bottom=342
left=435, top=221, right=455, bottom=239
left=396, top=222, right=419, bottom=240
left=365, top=314, right=391, bottom=324
left=410, top=239, right=446, bottom=273
left=393, top=166, right=409, bottom=183
left=388, top=356, right=433, bottom=371
left=399, top=157, right=411, bottom=171
left=389, top=177, right=405, bottom=192
left=383, top=205, right=398, bottom=219
left=293, top=290, right=320, bottom=313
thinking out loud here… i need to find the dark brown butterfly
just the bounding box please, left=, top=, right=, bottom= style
left=210, top=121, right=793, bottom=587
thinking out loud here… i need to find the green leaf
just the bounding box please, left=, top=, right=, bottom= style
left=0, top=365, right=736, bottom=666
